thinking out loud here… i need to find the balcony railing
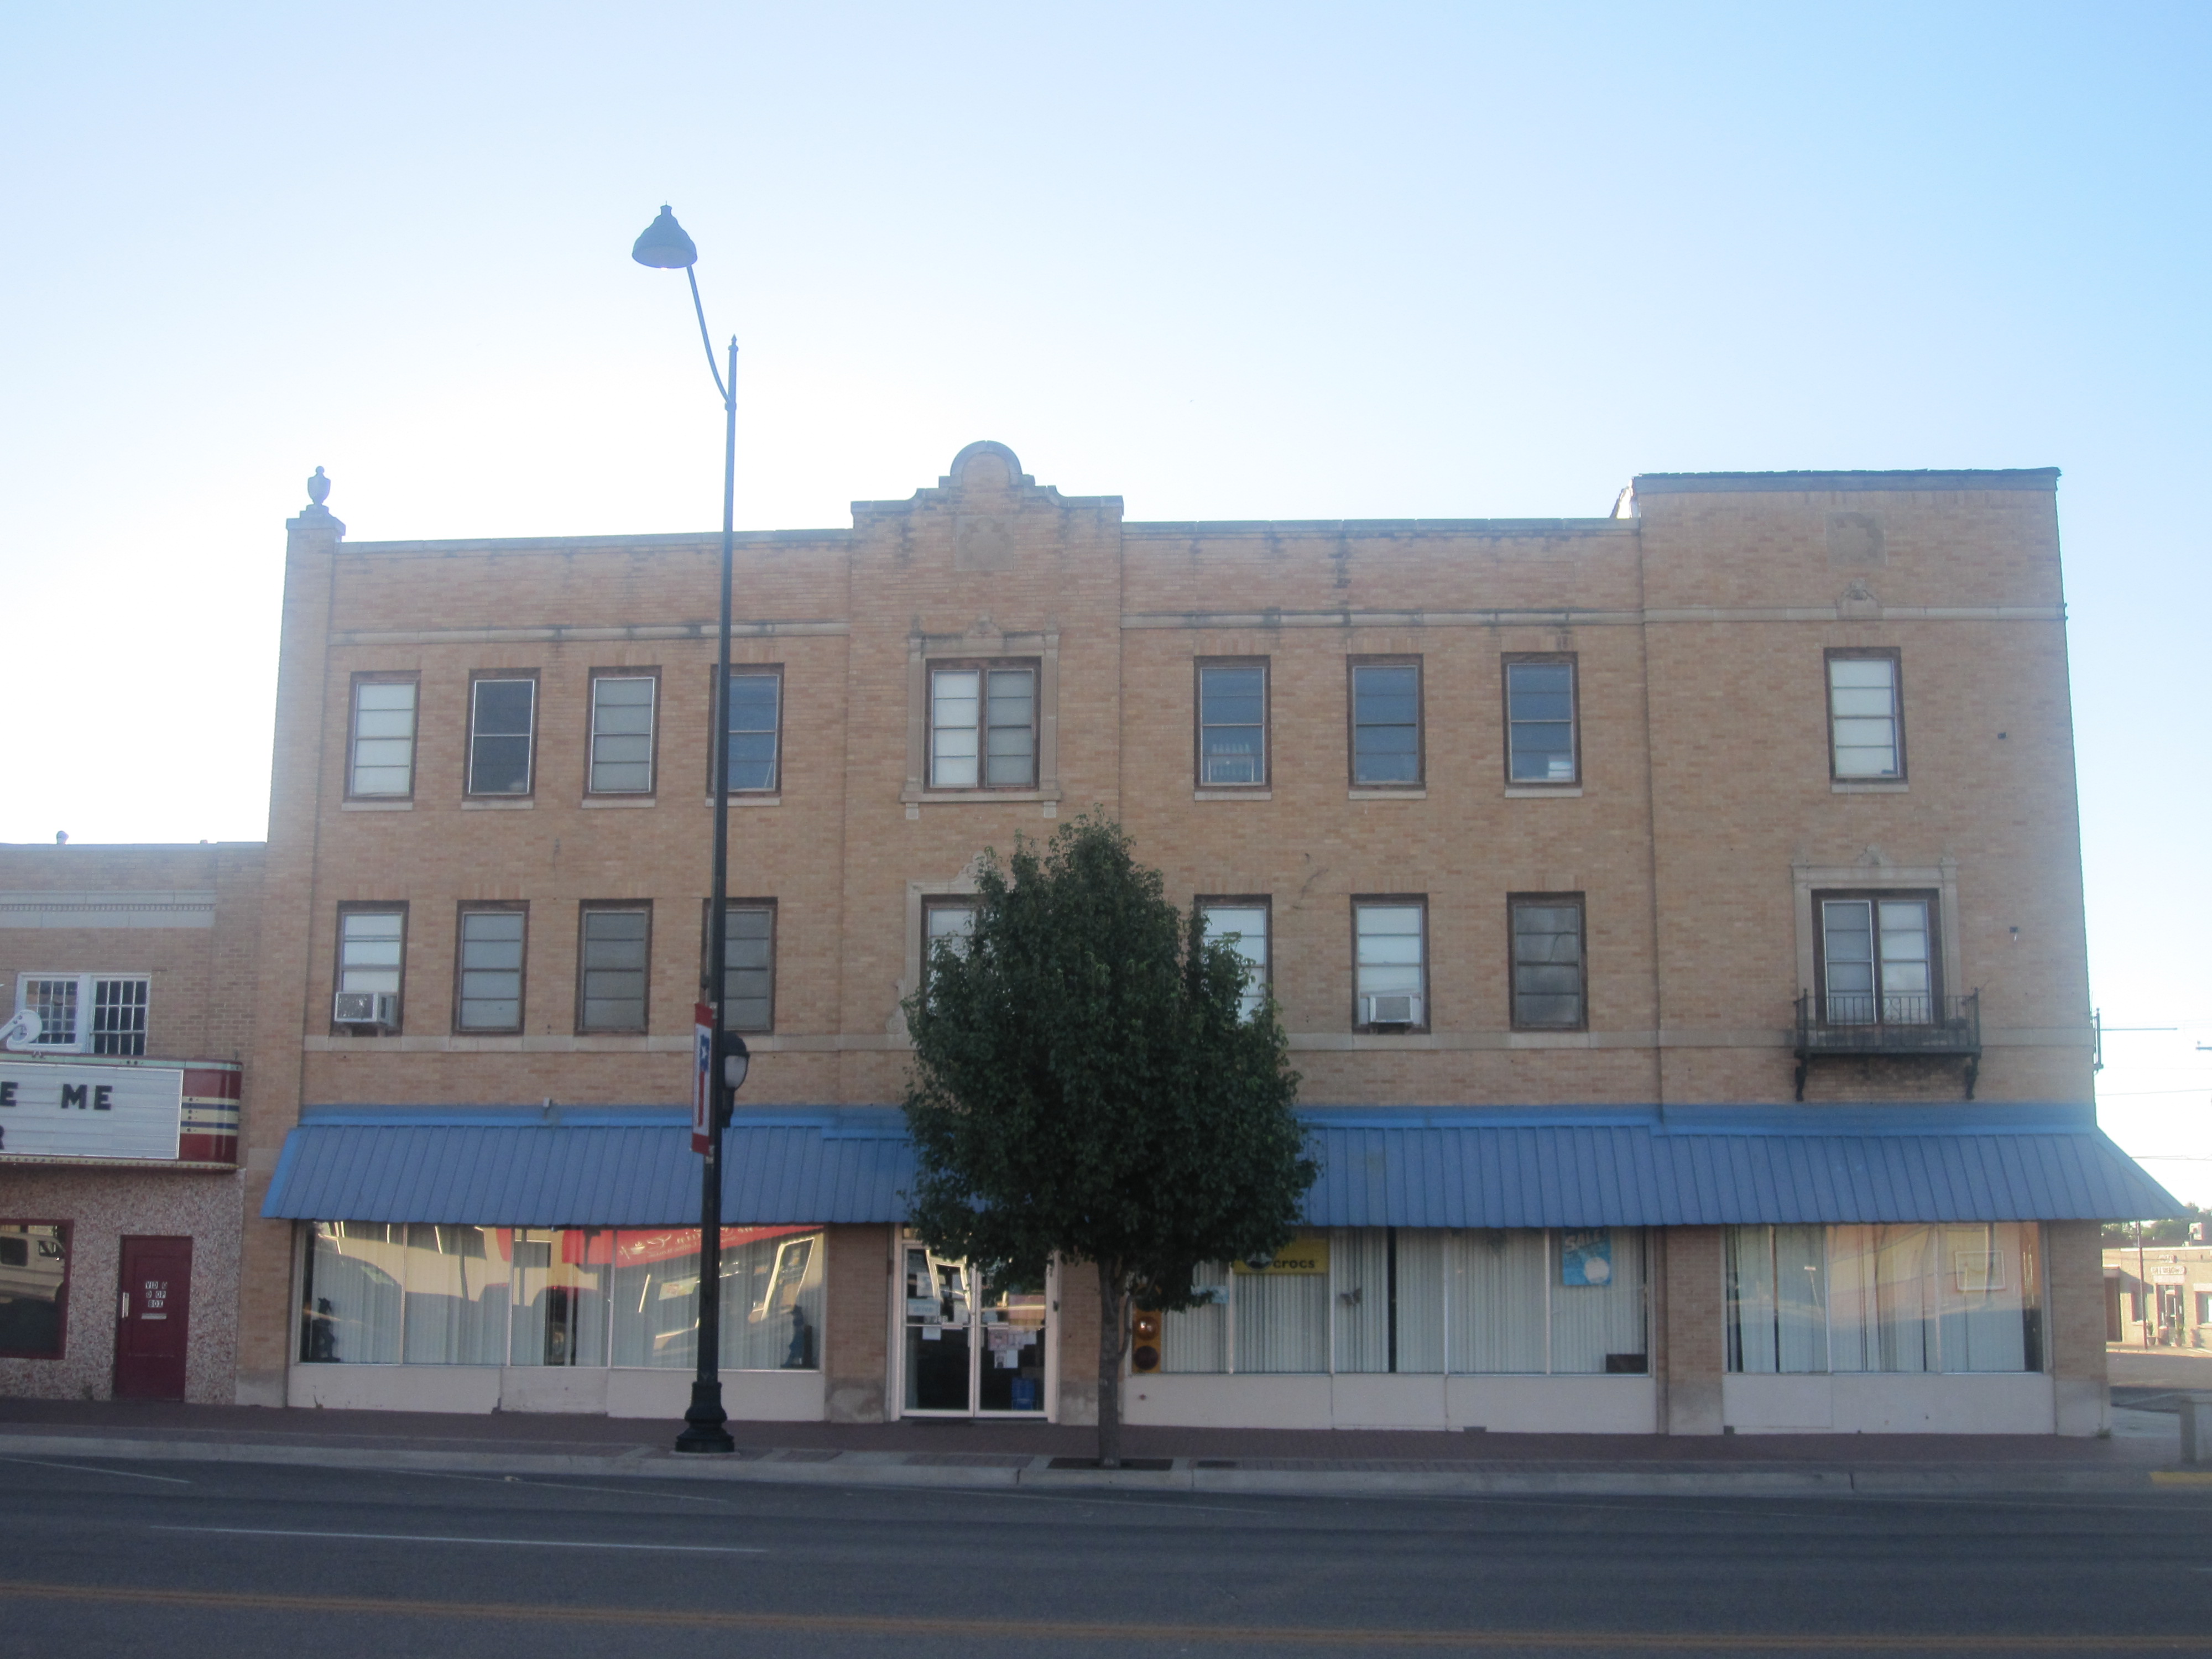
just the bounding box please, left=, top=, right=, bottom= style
left=1793, top=990, right=1980, bottom=1100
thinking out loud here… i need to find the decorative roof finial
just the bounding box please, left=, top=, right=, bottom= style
left=307, top=466, right=331, bottom=507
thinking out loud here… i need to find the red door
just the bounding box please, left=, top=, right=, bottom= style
left=114, top=1236, right=192, bottom=1401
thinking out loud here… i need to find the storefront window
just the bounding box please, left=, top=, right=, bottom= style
left=0, top=1223, right=69, bottom=1359
left=300, top=1222, right=825, bottom=1370
left=1551, top=1229, right=1648, bottom=1373
left=1234, top=1234, right=1331, bottom=1373
left=1728, top=1223, right=2042, bottom=1374
left=1154, top=1228, right=1647, bottom=1377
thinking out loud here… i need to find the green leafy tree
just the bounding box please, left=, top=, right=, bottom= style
left=901, top=815, right=1314, bottom=1466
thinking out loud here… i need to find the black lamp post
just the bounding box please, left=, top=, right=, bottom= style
left=634, top=204, right=747, bottom=1455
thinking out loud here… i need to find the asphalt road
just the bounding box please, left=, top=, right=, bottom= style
left=2, top=1457, right=2209, bottom=1657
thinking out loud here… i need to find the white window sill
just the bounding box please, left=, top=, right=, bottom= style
left=1349, top=788, right=1427, bottom=801
left=341, top=799, right=414, bottom=812
left=703, top=795, right=782, bottom=808
left=900, top=789, right=1063, bottom=805
left=1833, top=781, right=1908, bottom=794
left=462, top=797, right=535, bottom=810
left=1505, top=786, right=1583, bottom=799
left=1194, top=789, right=1272, bottom=802
left=581, top=795, right=658, bottom=810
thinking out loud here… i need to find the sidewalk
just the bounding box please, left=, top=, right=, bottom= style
left=0, top=1395, right=2193, bottom=1499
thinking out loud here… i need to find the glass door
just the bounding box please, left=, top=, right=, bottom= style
left=899, top=1237, right=1051, bottom=1417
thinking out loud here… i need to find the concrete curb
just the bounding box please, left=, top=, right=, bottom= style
left=0, top=1431, right=2180, bottom=1500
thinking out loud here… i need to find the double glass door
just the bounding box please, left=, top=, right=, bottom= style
left=901, top=1241, right=1050, bottom=1416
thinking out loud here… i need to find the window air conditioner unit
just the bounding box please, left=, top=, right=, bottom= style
left=333, top=992, right=399, bottom=1030
left=1363, top=993, right=1421, bottom=1026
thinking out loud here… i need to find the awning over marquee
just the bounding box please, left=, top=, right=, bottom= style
left=261, top=1102, right=2181, bottom=1231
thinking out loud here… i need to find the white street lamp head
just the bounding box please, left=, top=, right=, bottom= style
left=632, top=205, right=698, bottom=269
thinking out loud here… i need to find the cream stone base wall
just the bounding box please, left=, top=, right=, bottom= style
left=1123, top=1373, right=1658, bottom=1433
left=284, top=1363, right=825, bottom=1420
left=0, top=1166, right=242, bottom=1405
left=1722, top=1372, right=2056, bottom=1433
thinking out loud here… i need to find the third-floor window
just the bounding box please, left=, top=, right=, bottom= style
left=1505, top=656, right=1578, bottom=785
left=467, top=676, right=538, bottom=796
left=1826, top=650, right=1904, bottom=780
left=587, top=674, right=657, bottom=795
left=930, top=663, right=1036, bottom=789
left=1196, top=661, right=1268, bottom=787
left=1349, top=659, right=1422, bottom=787
left=721, top=669, right=782, bottom=794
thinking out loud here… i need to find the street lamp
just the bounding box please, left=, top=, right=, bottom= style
left=634, top=204, right=745, bottom=1455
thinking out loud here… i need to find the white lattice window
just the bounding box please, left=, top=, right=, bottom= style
left=13, top=973, right=149, bottom=1055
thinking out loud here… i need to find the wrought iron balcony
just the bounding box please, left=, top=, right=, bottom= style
left=1793, top=990, right=1981, bottom=1100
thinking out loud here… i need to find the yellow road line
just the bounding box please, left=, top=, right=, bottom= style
left=0, top=1581, right=2197, bottom=1651
left=2149, top=1472, right=2212, bottom=1486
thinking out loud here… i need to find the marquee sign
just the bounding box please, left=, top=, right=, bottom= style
left=0, top=1058, right=239, bottom=1165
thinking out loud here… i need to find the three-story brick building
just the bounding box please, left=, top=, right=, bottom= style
left=185, top=444, right=2175, bottom=1434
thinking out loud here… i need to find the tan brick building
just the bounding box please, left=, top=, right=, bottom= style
left=0, top=843, right=260, bottom=1401
left=23, top=444, right=2171, bottom=1433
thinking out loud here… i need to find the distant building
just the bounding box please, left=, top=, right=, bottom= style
left=0, top=843, right=261, bottom=1401
left=2104, top=1244, right=2212, bottom=1348
left=6, top=446, right=2179, bottom=1432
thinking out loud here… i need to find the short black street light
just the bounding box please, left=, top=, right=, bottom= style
left=633, top=204, right=747, bottom=1455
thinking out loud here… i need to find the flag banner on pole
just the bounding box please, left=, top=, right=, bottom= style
left=693, top=1003, right=714, bottom=1154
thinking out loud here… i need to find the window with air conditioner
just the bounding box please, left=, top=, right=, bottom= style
left=334, top=908, right=405, bottom=1032
left=1353, top=899, right=1426, bottom=1031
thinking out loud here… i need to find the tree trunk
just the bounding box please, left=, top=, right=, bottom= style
left=1096, top=1257, right=1125, bottom=1468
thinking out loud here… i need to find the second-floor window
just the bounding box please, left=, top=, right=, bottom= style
left=348, top=677, right=418, bottom=797
left=709, top=902, right=777, bottom=1032
left=13, top=974, right=148, bottom=1056
left=722, top=669, right=782, bottom=794
left=588, top=674, right=657, bottom=795
left=468, top=676, right=538, bottom=796
left=1353, top=899, right=1426, bottom=1029
left=1510, top=895, right=1587, bottom=1030
left=578, top=905, right=650, bottom=1033
left=1817, top=893, right=1936, bottom=1025
left=1505, top=656, right=1578, bottom=785
left=930, top=664, right=1036, bottom=789
left=1198, top=899, right=1270, bottom=1021
left=1350, top=660, right=1422, bottom=786
left=1197, top=661, right=1267, bottom=787
left=456, top=907, right=526, bottom=1032
left=1827, top=651, right=1903, bottom=780
left=336, top=909, right=405, bottom=1027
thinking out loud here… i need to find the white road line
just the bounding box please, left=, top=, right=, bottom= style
left=390, top=1470, right=733, bottom=1505
left=1, top=1457, right=191, bottom=1485
left=153, top=1526, right=761, bottom=1553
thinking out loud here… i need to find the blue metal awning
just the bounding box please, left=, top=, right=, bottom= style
left=262, top=1101, right=2180, bottom=1229
left=262, top=1105, right=915, bottom=1228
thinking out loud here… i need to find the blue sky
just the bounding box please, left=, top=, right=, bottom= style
left=3, top=4, right=2206, bottom=1190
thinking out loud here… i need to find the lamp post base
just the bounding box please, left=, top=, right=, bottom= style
left=675, top=1380, right=735, bottom=1454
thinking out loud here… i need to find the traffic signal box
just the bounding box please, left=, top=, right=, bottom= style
left=1131, top=1308, right=1162, bottom=1374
